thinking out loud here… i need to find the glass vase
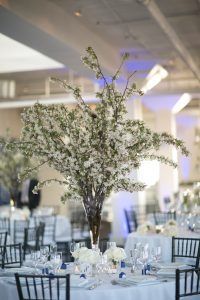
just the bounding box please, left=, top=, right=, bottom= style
left=83, top=194, right=104, bottom=250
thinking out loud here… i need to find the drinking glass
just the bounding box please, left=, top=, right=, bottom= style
left=79, top=241, right=86, bottom=248
left=50, top=243, right=57, bottom=256
left=50, top=252, right=62, bottom=273
left=153, top=246, right=162, bottom=263
left=70, top=242, right=80, bottom=253
left=31, top=251, right=40, bottom=273
left=40, top=246, right=49, bottom=265
left=106, top=242, right=116, bottom=249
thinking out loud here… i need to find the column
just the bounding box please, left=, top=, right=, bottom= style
left=110, top=98, right=145, bottom=245
left=155, top=110, right=179, bottom=211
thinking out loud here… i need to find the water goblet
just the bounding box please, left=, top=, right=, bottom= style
left=106, top=242, right=116, bottom=249
left=31, top=251, right=40, bottom=274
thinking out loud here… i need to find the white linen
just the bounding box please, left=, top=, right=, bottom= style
left=0, top=271, right=199, bottom=300
left=125, top=231, right=199, bottom=263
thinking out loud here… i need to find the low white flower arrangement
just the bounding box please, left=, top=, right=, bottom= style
left=163, top=219, right=178, bottom=236
left=137, top=222, right=156, bottom=235
left=72, top=247, right=101, bottom=264
left=104, top=247, right=127, bottom=263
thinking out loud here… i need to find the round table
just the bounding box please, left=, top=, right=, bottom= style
left=0, top=272, right=193, bottom=300
left=125, top=230, right=199, bottom=263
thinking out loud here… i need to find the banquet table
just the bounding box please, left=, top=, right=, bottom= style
left=0, top=207, right=72, bottom=243
left=125, top=230, right=200, bottom=263
left=0, top=269, right=198, bottom=300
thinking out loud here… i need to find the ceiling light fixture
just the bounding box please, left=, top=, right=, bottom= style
left=141, top=64, right=168, bottom=93
left=172, top=93, right=192, bottom=114
left=74, top=10, right=82, bottom=17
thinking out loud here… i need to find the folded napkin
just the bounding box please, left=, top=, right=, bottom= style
left=157, top=269, right=176, bottom=278
left=70, top=277, right=97, bottom=289
left=114, top=275, right=158, bottom=286
left=154, top=262, right=188, bottom=270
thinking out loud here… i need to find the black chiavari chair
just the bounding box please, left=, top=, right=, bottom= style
left=0, top=243, right=22, bottom=269
left=172, top=237, right=200, bottom=268
left=23, top=223, right=45, bottom=259
left=34, top=215, right=56, bottom=243
left=0, top=231, right=7, bottom=246
left=153, top=211, right=176, bottom=225
left=0, top=217, right=10, bottom=234
left=15, top=274, right=70, bottom=300
left=175, top=267, right=200, bottom=300
left=14, top=220, right=29, bottom=243
left=124, top=209, right=138, bottom=233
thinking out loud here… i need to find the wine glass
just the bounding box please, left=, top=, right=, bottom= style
left=70, top=242, right=80, bottom=253
left=152, top=246, right=162, bottom=263
left=137, top=246, right=149, bottom=272
left=79, top=241, right=86, bottom=248
left=50, top=252, right=62, bottom=273
left=40, top=246, right=49, bottom=266
left=31, top=251, right=40, bottom=273
left=106, top=242, right=116, bottom=249
left=50, top=243, right=57, bottom=256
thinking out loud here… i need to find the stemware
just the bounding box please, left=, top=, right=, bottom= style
left=70, top=242, right=80, bottom=253
left=50, top=243, right=57, bottom=256
left=106, top=242, right=116, bottom=249
left=31, top=251, right=40, bottom=273
left=151, top=246, right=162, bottom=263
left=50, top=252, right=62, bottom=273
left=40, top=246, right=49, bottom=266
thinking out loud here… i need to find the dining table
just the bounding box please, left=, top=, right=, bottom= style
left=0, top=265, right=198, bottom=300
left=124, top=230, right=199, bottom=263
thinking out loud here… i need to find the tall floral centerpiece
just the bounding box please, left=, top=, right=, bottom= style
left=9, top=47, right=188, bottom=248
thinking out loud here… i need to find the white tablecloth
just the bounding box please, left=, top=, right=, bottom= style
left=1, top=273, right=198, bottom=300
left=0, top=212, right=71, bottom=243
left=125, top=231, right=199, bottom=263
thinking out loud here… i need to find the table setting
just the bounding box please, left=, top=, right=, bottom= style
left=0, top=240, right=199, bottom=300
left=125, top=218, right=199, bottom=263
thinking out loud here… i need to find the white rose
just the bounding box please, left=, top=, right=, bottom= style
left=104, top=247, right=126, bottom=262
left=163, top=225, right=178, bottom=237
left=137, top=222, right=155, bottom=235
left=112, top=247, right=127, bottom=262
left=165, top=219, right=177, bottom=227
left=72, top=247, right=88, bottom=259
left=79, top=249, right=101, bottom=264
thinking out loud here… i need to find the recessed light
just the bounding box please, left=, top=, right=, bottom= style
left=74, top=10, right=82, bottom=17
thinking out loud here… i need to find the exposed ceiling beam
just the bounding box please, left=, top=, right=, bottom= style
left=0, top=0, right=119, bottom=77
left=138, top=0, right=200, bottom=83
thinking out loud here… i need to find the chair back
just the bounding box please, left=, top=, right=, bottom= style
left=172, top=237, right=200, bottom=268
left=153, top=211, right=176, bottom=225
left=0, top=217, right=10, bottom=234
left=124, top=209, right=138, bottom=233
left=175, top=267, right=200, bottom=300
left=14, top=220, right=29, bottom=243
left=0, top=243, right=22, bottom=269
left=15, top=274, right=70, bottom=300
left=34, top=215, right=56, bottom=243
left=23, top=223, right=45, bottom=259
left=0, top=231, right=7, bottom=246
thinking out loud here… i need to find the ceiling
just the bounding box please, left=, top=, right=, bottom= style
left=0, top=33, right=64, bottom=73
left=0, top=0, right=199, bottom=110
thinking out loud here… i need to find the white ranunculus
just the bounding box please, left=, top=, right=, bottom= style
left=137, top=222, right=155, bottom=235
